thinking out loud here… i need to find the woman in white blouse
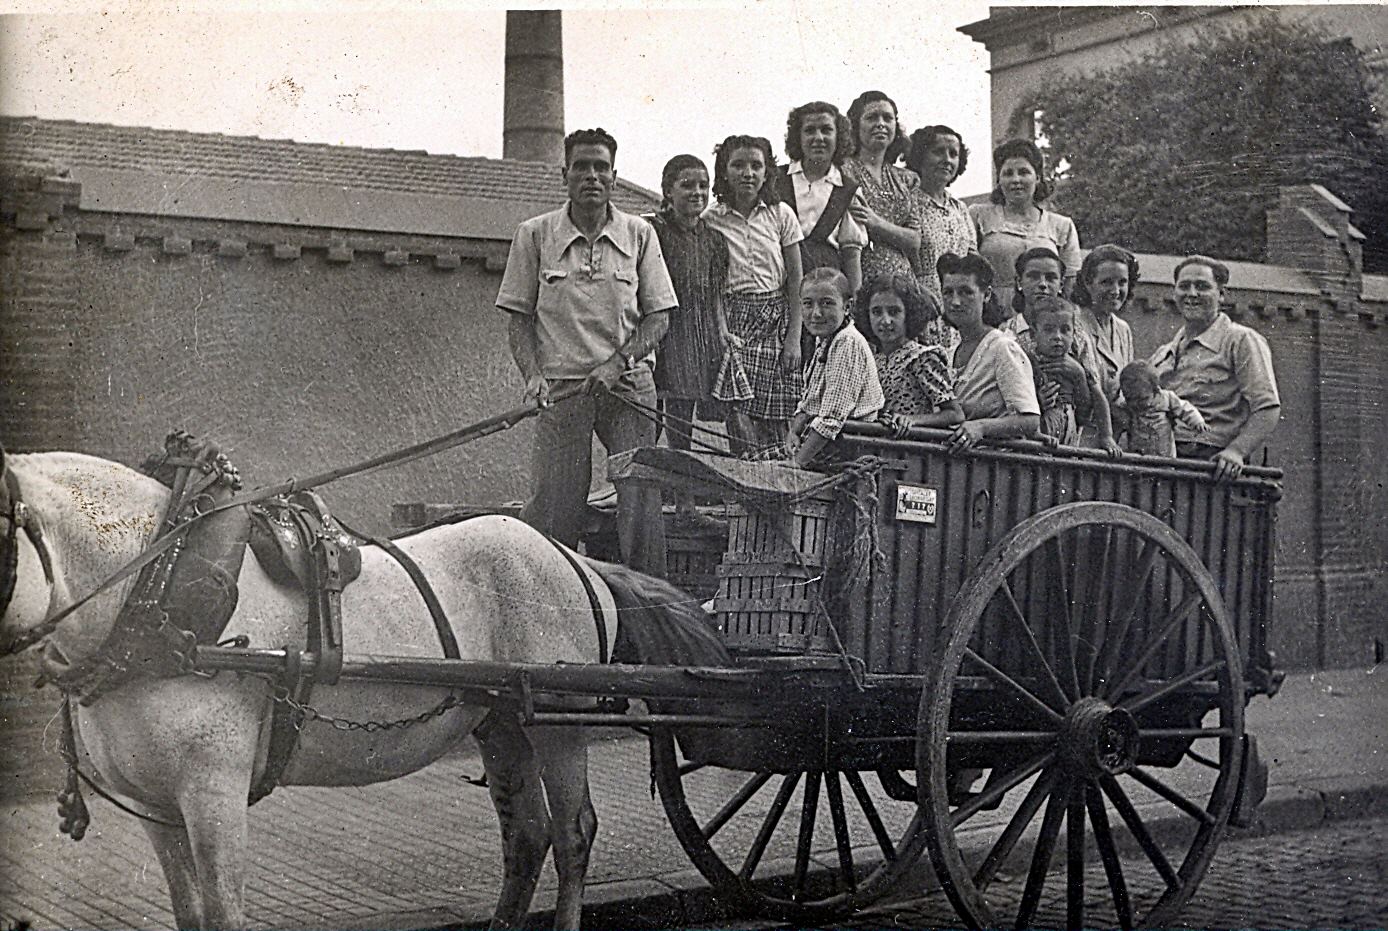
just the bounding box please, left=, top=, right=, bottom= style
left=970, top=139, right=1081, bottom=296
left=935, top=251, right=1041, bottom=452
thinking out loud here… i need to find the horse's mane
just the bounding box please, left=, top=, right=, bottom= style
left=588, top=559, right=732, bottom=668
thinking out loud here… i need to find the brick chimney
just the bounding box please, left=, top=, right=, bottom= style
left=503, top=11, right=565, bottom=164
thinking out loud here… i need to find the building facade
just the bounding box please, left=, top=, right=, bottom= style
left=960, top=5, right=1388, bottom=147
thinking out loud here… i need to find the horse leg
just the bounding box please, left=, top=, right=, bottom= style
left=477, top=713, right=551, bottom=930
left=143, top=820, right=203, bottom=929
left=533, top=727, right=596, bottom=931
left=178, top=788, right=251, bottom=930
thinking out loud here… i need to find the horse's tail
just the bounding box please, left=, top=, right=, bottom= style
left=585, top=560, right=732, bottom=668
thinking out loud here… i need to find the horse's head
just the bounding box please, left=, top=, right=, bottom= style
left=0, top=449, right=165, bottom=675
left=0, top=446, right=60, bottom=654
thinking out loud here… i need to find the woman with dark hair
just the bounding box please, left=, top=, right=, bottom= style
left=1073, top=243, right=1139, bottom=402
left=841, top=90, right=922, bottom=290
left=970, top=138, right=1081, bottom=295
left=936, top=252, right=1040, bottom=450
left=646, top=153, right=732, bottom=525
left=704, top=134, right=805, bottom=453
left=853, top=272, right=963, bottom=436
left=905, top=124, right=976, bottom=346
left=779, top=101, right=866, bottom=294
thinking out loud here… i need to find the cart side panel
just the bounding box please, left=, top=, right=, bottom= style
left=843, top=438, right=1278, bottom=683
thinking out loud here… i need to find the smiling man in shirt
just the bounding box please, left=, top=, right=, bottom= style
left=1148, top=255, right=1280, bottom=482
left=496, top=128, right=676, bottom=576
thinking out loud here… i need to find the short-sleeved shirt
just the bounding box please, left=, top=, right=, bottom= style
left=496, top=203, right=678, bottom=379
left=702, top=201, right=803, bottom=294
left=953, top=328, right=1041, bottom=420
left=798, top=324, right=884, bottom=440
left=786, top=162, right=868, bottom=250
left=1147, top=313, right=1281, bottom=449
left=970, top=203, right=1082, bottom=292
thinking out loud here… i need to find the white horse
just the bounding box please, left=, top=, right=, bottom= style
left=0, top=449, right=728, bottom=930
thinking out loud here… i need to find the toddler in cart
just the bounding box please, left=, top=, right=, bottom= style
left=1017, top=296, right=1098, bottom=447
left=1114, top=360, right=1209, bottom=458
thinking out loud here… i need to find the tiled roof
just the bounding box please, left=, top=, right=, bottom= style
left=0, top=116, right=659, bottom=242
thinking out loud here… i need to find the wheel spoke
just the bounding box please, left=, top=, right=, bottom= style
left=1126, top=766, right=1217, bottom=826
left=740, top=773, right=800, bottom=880
left=845, top=770, right=897, bottom=862
left=703, top=771, right=774, bottom=840
left=997, top=579, right=1074, bottom=707
left=963, top=649, right=1065, bottom=724
left=946, top=730, right=1055, bottom=743
left=1104, top=589, right=1204, bottom=701
left=825, top=773, right=856, bottom=892
left=1086, top=781, right=1134, bottom=930
left=1047, top=535, right=1083, bottom=698
left=792, top=771, right=822, bottom=898
left=1014, top=780, right=1067, bottom=930
left=1120, top=659, right=1225, bottom=716
left=953, top=749, right=1055, bottom=827
left=973, top=767, right=1057, bottom=890
left=678, top=760, right=708, bottom=777
left=1067, top=783, right=1086, bottom=931
left=1077, top=525, right=1114, bottom=696
left=1099, top=774, right=1179, bottom=889
left=1092, top=539, right=1163, bottom=693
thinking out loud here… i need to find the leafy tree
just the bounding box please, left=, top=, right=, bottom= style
left=1016, top=14, right=1388, bottom=273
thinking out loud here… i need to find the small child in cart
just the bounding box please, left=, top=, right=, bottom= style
left=782, top=267, right=885, bottom=468
left=1016, top=295, right=1096, bottom=446
left=1114, top=360, right=1209, bottom=458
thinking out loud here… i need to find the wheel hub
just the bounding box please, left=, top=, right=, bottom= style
left=1060, top=696, right=1140, bottom=776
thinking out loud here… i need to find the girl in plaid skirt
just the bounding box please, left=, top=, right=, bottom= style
left=703, top=135, right=805, bottom=455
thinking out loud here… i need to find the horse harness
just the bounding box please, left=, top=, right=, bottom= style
left=32, top=433, right=614, bottom=822
left=0, top=468, right=56, bottom=622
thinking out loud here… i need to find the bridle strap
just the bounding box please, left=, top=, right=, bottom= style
left=4, top=389, right=587, bottom=657
left=0, top=469, right=56, bottom=625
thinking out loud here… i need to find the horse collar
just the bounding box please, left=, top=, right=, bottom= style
left=0, top=469, right=57, bottom=626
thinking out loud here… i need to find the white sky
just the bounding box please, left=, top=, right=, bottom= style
left=0, top=0, right=996, bottom=197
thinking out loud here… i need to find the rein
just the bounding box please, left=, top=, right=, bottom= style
left=1, top=384, right=585, bottom=659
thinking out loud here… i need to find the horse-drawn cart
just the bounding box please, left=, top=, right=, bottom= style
left=2, top=412, right=1281, bottom=930
left=207, top=420, right=1281, bottom=928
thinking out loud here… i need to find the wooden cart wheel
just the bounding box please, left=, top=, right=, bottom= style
left=918, top=501, right=1245, bottom=930
left=650, top=728, right=927, bottom=923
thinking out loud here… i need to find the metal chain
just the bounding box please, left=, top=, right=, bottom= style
left=270, top=687, right=472, bottom=733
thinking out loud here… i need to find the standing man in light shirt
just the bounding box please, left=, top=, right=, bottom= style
left=1148, top=255, right=1280, bottom=482
left=496, top=128, right=676, bottom=576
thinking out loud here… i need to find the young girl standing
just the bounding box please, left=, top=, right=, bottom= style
left=647, top=154, right=732, bottom=525
left=705, top=134, right=805, bottom=454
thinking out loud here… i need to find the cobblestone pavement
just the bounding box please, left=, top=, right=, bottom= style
left=700, top=816, right=1388, bottom=930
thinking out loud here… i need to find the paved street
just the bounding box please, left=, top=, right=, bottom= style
left=689, top=816, right=1388, bottom=931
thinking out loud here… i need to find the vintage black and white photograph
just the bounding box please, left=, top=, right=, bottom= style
left=1, top=2, right=1386, bottom=928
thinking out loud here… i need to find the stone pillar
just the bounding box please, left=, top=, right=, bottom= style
left=503, top=11, right=565, bottom=164
left=1266, top=184, right=1377, bottom=666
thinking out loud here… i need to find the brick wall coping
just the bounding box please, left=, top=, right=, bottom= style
left=74, top=166, right=586, bottom=244
left=0, top=116, right=659, bottom=242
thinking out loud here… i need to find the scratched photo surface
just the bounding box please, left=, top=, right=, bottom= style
left=2, top=2, right=1386, bottom=930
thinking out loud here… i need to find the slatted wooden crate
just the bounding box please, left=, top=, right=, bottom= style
left=713, top=493, right=837, bottom=653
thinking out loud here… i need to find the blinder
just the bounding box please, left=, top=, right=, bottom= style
left=0, top=464, right=57, bottom=626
